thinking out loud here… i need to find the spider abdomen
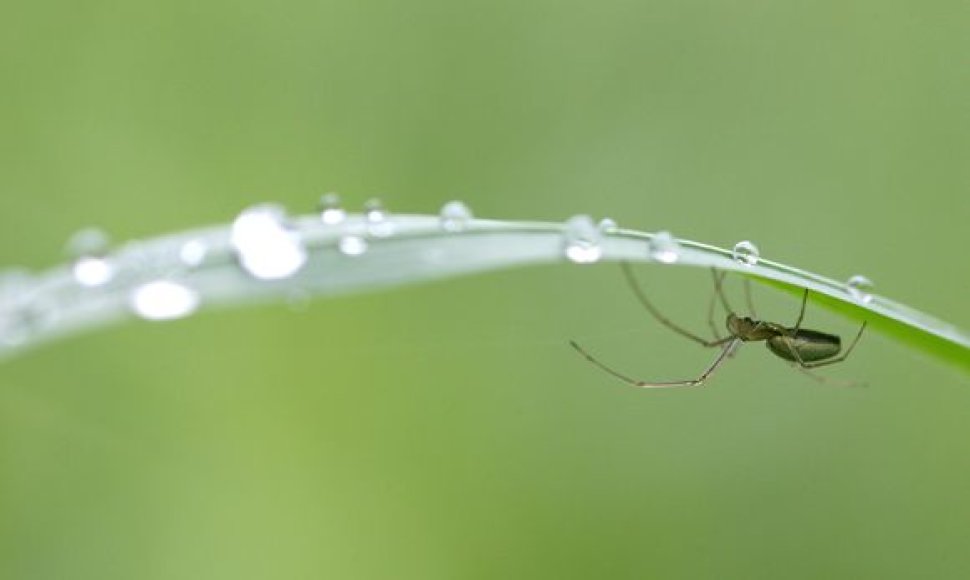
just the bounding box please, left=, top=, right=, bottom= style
left=766, top=329, right=841, bottom=363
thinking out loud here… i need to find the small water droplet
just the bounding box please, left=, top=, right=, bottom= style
left=439, top=201, right=473, bottom=232
left=319, top=193, right=346, bottom=225
left=597, top=218, right=618, bottom=233
left=364, top=199, right=394, bottom=237
left=649, top=231, right=680, bottom=264
left=563, top=215, right=603, bottom=264
left=847, top=274, right=875, bottom=304
left=67, top=228, right=114, bottom=287
left=130, top=280, right=200, bottom=321
left=732, top=240, right=760, bottom=266
left=67, top=228, right=110, bottom=257
left=338, top=235, right=368, bottom=256
left=231, top=205, right=308, bottom=280
left=179, top=239, right=208, bottom=268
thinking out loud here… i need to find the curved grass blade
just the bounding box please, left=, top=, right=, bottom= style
left=1, top=207, right=966, bottom=371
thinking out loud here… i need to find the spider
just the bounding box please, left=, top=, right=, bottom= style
left=569, top=263, right=867, bottom=388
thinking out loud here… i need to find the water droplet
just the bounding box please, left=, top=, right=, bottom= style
left=597, top=218, right=618, bottom=233
left=72, top=257, right=114, bottom=287
left=847, top=274, right=875, bottom=304
left=732, top=240, right=760, bottom=266
left=319, top=193, right=346, bottom=225
left=439, top=201, right=473, bottom=232
left=231, top=205, right=307, bottom=280
left=130, top=280, right=200, bottom=321
left=364, top=199, right=394, bottom=237
left=67, top=228, right=114, bottom=287
left=563, top=215, right=603, bottom=264
left=338, top=234, right=368, bottom=256
left=67, top=228, right=110, bottom=257
left=179, top=239, right=208, bottom=268
left=648, top=231, right=680, bottom=264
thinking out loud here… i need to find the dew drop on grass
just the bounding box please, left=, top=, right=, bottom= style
left=563, top=215, right=603, bottom=264
left=364, top=199, right=394, bottom=237
left=439, top=201, right=473, bottom=232
left=648, top=231, right=680, bottom=264
left=847, top=274, right=875, bottom=304
left=67, top=228, right=114, bottom=287
left=319, top=193, right=346, bottom=225
left=130, top=280, right=200, bottom=321
left=732, top=240, right=760, bottom=266
left=179, top=239, right=208, bottom=268
left=597, top=218, right=618, bottom=233
left=231, top=205, right=307, bottom=280
left=338, top=235, right=368, bottom=256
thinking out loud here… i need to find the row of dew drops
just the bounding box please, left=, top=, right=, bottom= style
left=1, top=198, right=874, bottom=346
left=562, top=214, right=875, bottom=302
left=0, top=196, right=477, bottom=345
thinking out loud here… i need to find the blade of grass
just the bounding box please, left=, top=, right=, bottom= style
left=0, top=207, right=966, bottom=372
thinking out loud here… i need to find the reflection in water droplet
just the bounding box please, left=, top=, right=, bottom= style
left=130, top=280, right=200, bottom=321
left=364, top=199, right=394, bottom=237
left=648, top=231, right=680, bottom=264
left=847, top=274, right=875, bottom=304
left=597, top=218, right=618, bottom=233
left=732, top=240, right=760, bottom=266
left=72, top=257, right=114, bottom=287
left=338, top=235, right=368, bottom=256
left=231, top=205, right=307, bottom=280
left=67, top=228, right=114, bottom=287
left=563, top=215, right=603, bottom=264
left=179, top=239, right=208, bottom=268
left=439, top=201, right=473, bottom=232
left=319, top=193, right=346, bottom=225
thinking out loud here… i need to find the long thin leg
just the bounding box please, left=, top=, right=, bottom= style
left=707, top=270, right=728, bottom=340
left=792, top=289, right=809, bottom=331
left=793, top=364, right=868, bottom=388
left=569, top=339, right=740, bottom=388
left=620, top=262, right=725, bottom=347
left=799, top=322, right=867, bottom=369
left=744, top=278, right=758, bottom=318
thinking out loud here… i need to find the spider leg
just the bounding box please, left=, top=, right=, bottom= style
left=569, top=338, right=739, bottom=389
left=744, top=277, right=758, bottom=318
left=792, top=289, right=809, bottom=331
left=706, top=269, right=728, bottom=340
left=621, top=262, right=725, bottom=347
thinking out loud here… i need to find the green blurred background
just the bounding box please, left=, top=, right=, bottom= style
left=1, top=1, right=968, bottom=578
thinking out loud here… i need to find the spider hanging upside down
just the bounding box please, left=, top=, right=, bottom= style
left=569, top=263, right=868, bottom=388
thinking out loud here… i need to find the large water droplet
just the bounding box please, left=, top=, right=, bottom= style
left=179, top=239, right=208, bottom=268
left=130, top=280, right=200, bottom=321
left=231, top=205, right=308, bottom=280
left=364, top=199, right=394, bottom=237
left=67, top=228, right=114, bottom=287
left=319, top=193, right=346, bottom=225
left=439, top=201, right=473, bottom=232
left=648, top=231, right=680, bottom=264
left=847, top=274, right=875, bottom=304
left=732, top=240, right=760, bottom=266
left=563, top=215, right=603, bottom=264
